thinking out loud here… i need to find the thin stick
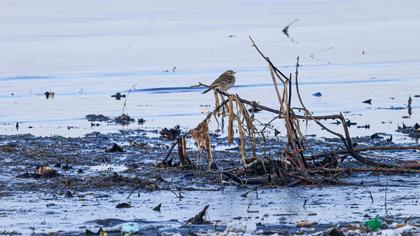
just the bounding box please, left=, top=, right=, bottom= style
left=308, top=145, right=420, bottom=160
left=162, top=140, right=179, bottom=163
left=122, top=83, right=137, bottom=116
left=311, top=167, right=420, bottom=174
left=385, top=177, right=389, bottom=216
left=249, top=36, right=288, bottom=81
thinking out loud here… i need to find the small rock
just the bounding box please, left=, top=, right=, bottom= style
left=370, top=133, right=381, bottom=139
left=153, top=203, right=162, bottom=212
left=65, top=191, right=74, bottom=198
left=363, top=99, right=372, bottom=105
left=111, top=92, right=126, bottom=100
left=85, top=114, right=111, bottom=122
left=15, top=172, right=32, bottom=178
left=106, top=143, right=124, bottom=152
left=137, top=118, right=145, bottom=125
left=61, top=165, right=72, bottom=171
left=312, top=92, right=322, bottom=97
left=44, top=91, right=55, bottom=99
left=116, top=203, right=132, bottom=209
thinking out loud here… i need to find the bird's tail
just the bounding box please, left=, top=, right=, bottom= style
left=202, top=87, right=212, bottom=94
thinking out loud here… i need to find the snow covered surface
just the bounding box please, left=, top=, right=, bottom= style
left=0, top=0, right=419, bottom=137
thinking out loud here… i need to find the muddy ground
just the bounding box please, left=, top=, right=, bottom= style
left=0, top=128, right=419, bottom=235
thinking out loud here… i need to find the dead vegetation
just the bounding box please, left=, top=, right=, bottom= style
left=157, top=37, right=420, bottom=187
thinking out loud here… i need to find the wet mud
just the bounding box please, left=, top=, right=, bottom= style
left=0, top=130, right=419, bottom=235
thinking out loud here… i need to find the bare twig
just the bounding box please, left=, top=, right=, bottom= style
left=122, top=83, right=137, bottom=116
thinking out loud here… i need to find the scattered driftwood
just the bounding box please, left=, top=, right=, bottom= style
left=156, top=36, right=419, bottom=187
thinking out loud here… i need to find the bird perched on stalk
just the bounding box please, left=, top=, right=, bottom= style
left=202, top=70, right=236, bottom=94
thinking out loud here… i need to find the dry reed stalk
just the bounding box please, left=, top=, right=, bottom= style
left=268, top=63, right=283, bottom=111
left=234, top=96, right=247, bottom=165
left=227, top=95, right=235, bottom=144
left=214, top=91, right=220, bottom=116
left=177, top=135, right=190, bottom=167
left=180, top=37, right=411, bottom=178
left=235, top=95, right=257, bottom=156
left=189, top=121, right=213, bottom=169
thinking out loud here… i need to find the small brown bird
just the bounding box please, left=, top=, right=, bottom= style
left=202, top=70, right=236, bottom=94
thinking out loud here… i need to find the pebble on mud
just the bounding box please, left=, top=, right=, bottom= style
left=152, top=203, right=162, bottom=212
left=325, top=228, right=345, bottom=236
left=116, top=203, right=132, bottom=209
left=65, top=190, right=74, bottom=198
left=106, top=143, right=124, bottom=152
left=35, top=166, right=58, bottom=178
left=137, top=118, right=145, bottom=125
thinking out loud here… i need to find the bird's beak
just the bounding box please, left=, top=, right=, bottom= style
left=233, top=71, right=237, bottom=74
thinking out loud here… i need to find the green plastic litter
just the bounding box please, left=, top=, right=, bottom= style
left=364, top=215, right=382, bottom=231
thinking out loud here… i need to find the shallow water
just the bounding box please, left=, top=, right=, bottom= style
left=0, top=0, right=419, bottom=138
